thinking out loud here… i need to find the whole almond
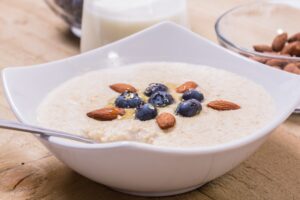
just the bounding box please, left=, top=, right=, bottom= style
left=272, top=32, right=288, bottom=52
left=265, top=59, right=288, bottom=68
left=290, top=41, right=300, bottom=56
left=288, top=32, right=300, bottom=43
left=176, top=81, right=198, bottom=93
left=253, top=44, right=273, bottom=52
left=156, top=113, right=176, bottom=130
left=282, top=41, right=300, bottom=56
left=281, top=44, right=293, bottom=55
left=109, top=83, right=137, bottom=93
left=284, top=63, right=300, bottom=75
left=207, top=100, right=240, bottom=111
left=249, top=56, right=268, bottom=64
left=87, top=107, right=125, bottom=121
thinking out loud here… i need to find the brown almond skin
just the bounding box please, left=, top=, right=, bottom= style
left=87, top=107, right=125, bottom=121
left=109, top=83, right=137, bottom=93
left=176, top=81, right=198, bottom=93
left=281, top=43, right=294, bottom=55
left=281, top=41, right=300, bottom=56
left=284, top=63, right=300, bottom=75
left=288, top=32, right=300, bottom=43
left=156, top=113, right=176, bottom=130
left=290, top=41, right=300, bottom=56
left=272, top=32, right=288, bottom=52
left=114, top=107, right=126, bottom=116
left=253, top=44, right=273, bottom=52
left=265, top=59, right=289, bottom=68
left=207, top=100, right=240, bottom=111
left=282, top=41, right=300, bottom=56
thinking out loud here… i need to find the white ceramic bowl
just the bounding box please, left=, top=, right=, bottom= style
left=2, top=22, right=300, bottom=197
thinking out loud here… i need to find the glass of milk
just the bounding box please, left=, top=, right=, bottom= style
left=80, top=0, right=189, bottom=52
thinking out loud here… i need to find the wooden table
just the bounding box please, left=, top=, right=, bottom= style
left=0, top=0, right=299, bottom=199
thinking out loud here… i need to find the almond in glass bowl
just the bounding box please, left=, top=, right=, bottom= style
left=215, top=0, right=300, bottom=75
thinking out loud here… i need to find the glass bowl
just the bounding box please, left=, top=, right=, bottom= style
left=215, top=0, right=300, bottom=71
left=45, top=0, right=83, bottom=37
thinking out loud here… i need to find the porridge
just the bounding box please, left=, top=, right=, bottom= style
left=37, top=62, right=275, bottom=147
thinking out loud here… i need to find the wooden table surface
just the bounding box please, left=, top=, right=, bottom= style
left=0, top=0, right=299, bottom=199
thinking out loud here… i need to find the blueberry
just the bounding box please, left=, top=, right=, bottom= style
left=135, top=104, right=158, bottom=121
left=144, top=83, right=168, bottom=97
left=176, top=99, right=202, bottom=117
left=115, top=92, right=143, bottom=108
left=182, top=89, right=204, bottom=102
left=148, top=91, right=174, bottom=107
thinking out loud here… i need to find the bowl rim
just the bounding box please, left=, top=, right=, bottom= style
left=2, top=22, right=300, bottom=154
left=215, top=0, right=300, bottom=62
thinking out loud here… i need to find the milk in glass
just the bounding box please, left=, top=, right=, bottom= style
left=80, top=0, right=188, bottom=52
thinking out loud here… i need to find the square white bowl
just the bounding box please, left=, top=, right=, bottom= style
left=2, top=22, right=300, bottom=196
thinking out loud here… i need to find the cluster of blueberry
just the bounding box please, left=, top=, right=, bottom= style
left=176, top=89, right=203, bottom=117
left=113, top=83, right=204, bottom=121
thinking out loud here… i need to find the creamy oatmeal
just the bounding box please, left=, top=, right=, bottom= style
left=37, top=62, right=275, bottom=147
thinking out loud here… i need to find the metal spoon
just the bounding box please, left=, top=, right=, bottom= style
left=0, top=119, right=96, bottom=144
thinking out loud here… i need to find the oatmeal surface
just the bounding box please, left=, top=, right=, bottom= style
left=37, top=62, right=275, bottom=147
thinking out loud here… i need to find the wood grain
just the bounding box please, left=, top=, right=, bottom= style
left=0, top=0, right=299, bottom=199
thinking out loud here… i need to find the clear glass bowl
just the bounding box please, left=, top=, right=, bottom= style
left=45, top=0, right=83, bottom=37
left=215, top=0, right=300, bottom=63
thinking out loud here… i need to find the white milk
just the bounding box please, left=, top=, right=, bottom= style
left=80, top=0, right=188, bottom=52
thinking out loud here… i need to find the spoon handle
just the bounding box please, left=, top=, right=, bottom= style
left=0, top=119, right=95, bottom=144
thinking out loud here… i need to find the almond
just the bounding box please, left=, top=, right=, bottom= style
left=290, top=41, right=300, bottom=56
left=272, top=32, right=288, bottom=52
left=281, top=43, right=293, bottom=55
left=156, top=113, right=176, bottom=130
left=87, top=107, right=125, bottom=121
left=283, top=63, right=300, bottom=75
left=288, top=32, right=300, bottom=43
left=109, top=83, right=137, bottom=93
left=207, top=100, right=240, bottom=111
left=282, top=41, right=300, bottom=56
left=265, top=59, right=289, bottom=68
left=114, top=107, right=126, bottom=115
left=176, top=81, right=198, bottom=93
left=253, top=44, right=273, bottom=52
